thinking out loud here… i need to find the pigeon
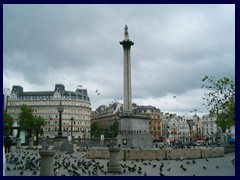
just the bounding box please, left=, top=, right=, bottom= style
left=167, top=168, right=171, bottom=172
left=203, top=166, right=207, bottom=170
left=216, top=165, right=219, bottom=169
left=182, top=167, right=187, bottom=171
left=160, top=172, right=165, bottom=176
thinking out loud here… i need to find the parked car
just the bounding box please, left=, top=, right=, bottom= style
left=194, top=139, right=206, bottom=145
left=153, top=139, right=160, bottom=143
left=172, top=140, right=185, bottom=149
left=190, top=141, right=201, bottom=146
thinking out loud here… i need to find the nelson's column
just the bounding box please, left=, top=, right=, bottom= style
left=117, top=25, right=152, bottom=149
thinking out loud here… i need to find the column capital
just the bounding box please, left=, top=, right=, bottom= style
left=120, top=40, right=134, bottom=48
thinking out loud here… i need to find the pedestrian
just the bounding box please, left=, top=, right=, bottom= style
left=3, top=146, right=6, bottom=176
left=4, top=135, right=13, bottom=153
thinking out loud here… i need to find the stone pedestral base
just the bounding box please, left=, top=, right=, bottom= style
left=16, top=138, right=21, bottom=149
left=61, top=141, right=74, bottom=153
left=26, top=138, right=34, bottom=149
left=118, top=114, right=152, bottom=149
left=39, top=149, right=56, bottom=176
left=107, top=147, right=122, bottom=173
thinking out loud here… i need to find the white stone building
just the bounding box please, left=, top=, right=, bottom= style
left=200, top=114, right=219, bottom=139
left=6, top=84, right=91, bottom=138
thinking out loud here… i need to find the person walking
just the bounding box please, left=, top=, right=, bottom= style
left=3, top=146, right=6, bottom=176
left=4, top=135, right=12, bottom=153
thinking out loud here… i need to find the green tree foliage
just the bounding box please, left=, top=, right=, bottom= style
left=34, top=116, right=46, bottom=132
left=104, top=122, right=119, bottom=138
left=3, top=111, right=14, bottom=136
left=201, top=76, right=235, bottom=132
left=90, top=122, right=102, bottom=138
left=91, top=121, right=119, bottom=138
left=18, top=105, right=46, bottom=132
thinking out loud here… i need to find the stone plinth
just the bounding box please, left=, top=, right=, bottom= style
left=61, top=141, right=74, bottom=153
left=118, top=114, right=152, bottom=149
left=39, top=149, right=56, bottom=176
left=26, top=138, right=34, bottom=149
left=107, top=147, right=122, bottom=173
left=16, top=138, right=21, bottom=149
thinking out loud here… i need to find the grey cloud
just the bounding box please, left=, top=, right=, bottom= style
left=3, top=4, right=235, bottom=113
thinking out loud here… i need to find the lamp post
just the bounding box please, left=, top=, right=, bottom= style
left=5, top=88, right=11, bottom=113
left=70, top=117, right=74, bottom=139
left=57, top=102, right=64, bottom=137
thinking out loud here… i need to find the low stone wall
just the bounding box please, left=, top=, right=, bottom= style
left=226, top=145, right=235, bottom=153
left=86, top=147, right=224, bottom=160
left=166, top=149, right=202, bottom=160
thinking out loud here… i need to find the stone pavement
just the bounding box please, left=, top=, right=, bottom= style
left=5, top=146, right=235, bottom=176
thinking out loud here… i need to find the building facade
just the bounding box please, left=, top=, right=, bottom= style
left=91, top=103, right=162, bottom=138
left=133, top=105, right=162, bottom=138
left=200, top=114, right=219, bottom=138
left=91, top=102, right=122, bottom=131
left=6, top=84, right=91, bottom=138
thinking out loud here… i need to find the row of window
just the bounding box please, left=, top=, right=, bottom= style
left=8, top=100, right=91, bottom=108
left=46, top=120, right=89, bottom=126
left=44, top=127, right=89, bottom=132
left=32, top=108, right=90, bottom=114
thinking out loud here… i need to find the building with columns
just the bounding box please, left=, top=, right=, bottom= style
left=91, top=103, right=162, bottom=139
left=200, top=114, right=219, bottom=138
left=133, top=106, right=162, bottom=138
left=6, top=84, right=91, bottom=138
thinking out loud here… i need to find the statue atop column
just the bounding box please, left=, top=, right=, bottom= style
left=124, top=25, right=129, bottom=41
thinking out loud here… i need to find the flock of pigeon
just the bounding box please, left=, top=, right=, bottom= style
left=5, top=147, right=231, bottom=176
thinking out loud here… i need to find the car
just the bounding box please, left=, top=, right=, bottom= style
left=153, top=139, right=160, bottom=143
left=172, top=140, right=185, bottom=149
left=190, top=141, right=201, bottom=146
left=194, top=139, right=206, bottom=145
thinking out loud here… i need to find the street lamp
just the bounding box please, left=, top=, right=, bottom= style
left=57, top=102, right=64, bottom=137
left=70, top=117, right=74, bottom=139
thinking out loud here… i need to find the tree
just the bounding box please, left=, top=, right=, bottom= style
left=3, top=112, right=14, bottom=136
left=34, top=116, right=46, bottom=132
left=18, top=105, right=46, bottom=134
left=201, top=76, right=235, bottom=132
left=90, top=122, right=102, bottom=138
left=18, top=105, right=35, bottom=129
left=104, top=122, right=119, bottom=138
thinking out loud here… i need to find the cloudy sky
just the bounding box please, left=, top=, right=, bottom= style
left=3, top=4, right=235, bottom=116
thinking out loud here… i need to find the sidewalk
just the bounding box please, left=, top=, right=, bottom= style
left=5, top=146, right=235, bottom=176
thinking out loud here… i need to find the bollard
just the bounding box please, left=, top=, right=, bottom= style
left=28, top=138, right=34, bottom=149
left=16, top=138, right=21, bottom=149
left=100, top=140, right=104, bottom=147
left=53, top=138, right=64, bottom=151
left=39, top=149, right=56, bottom=176
left=107, top=146, right=122, bottom=173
